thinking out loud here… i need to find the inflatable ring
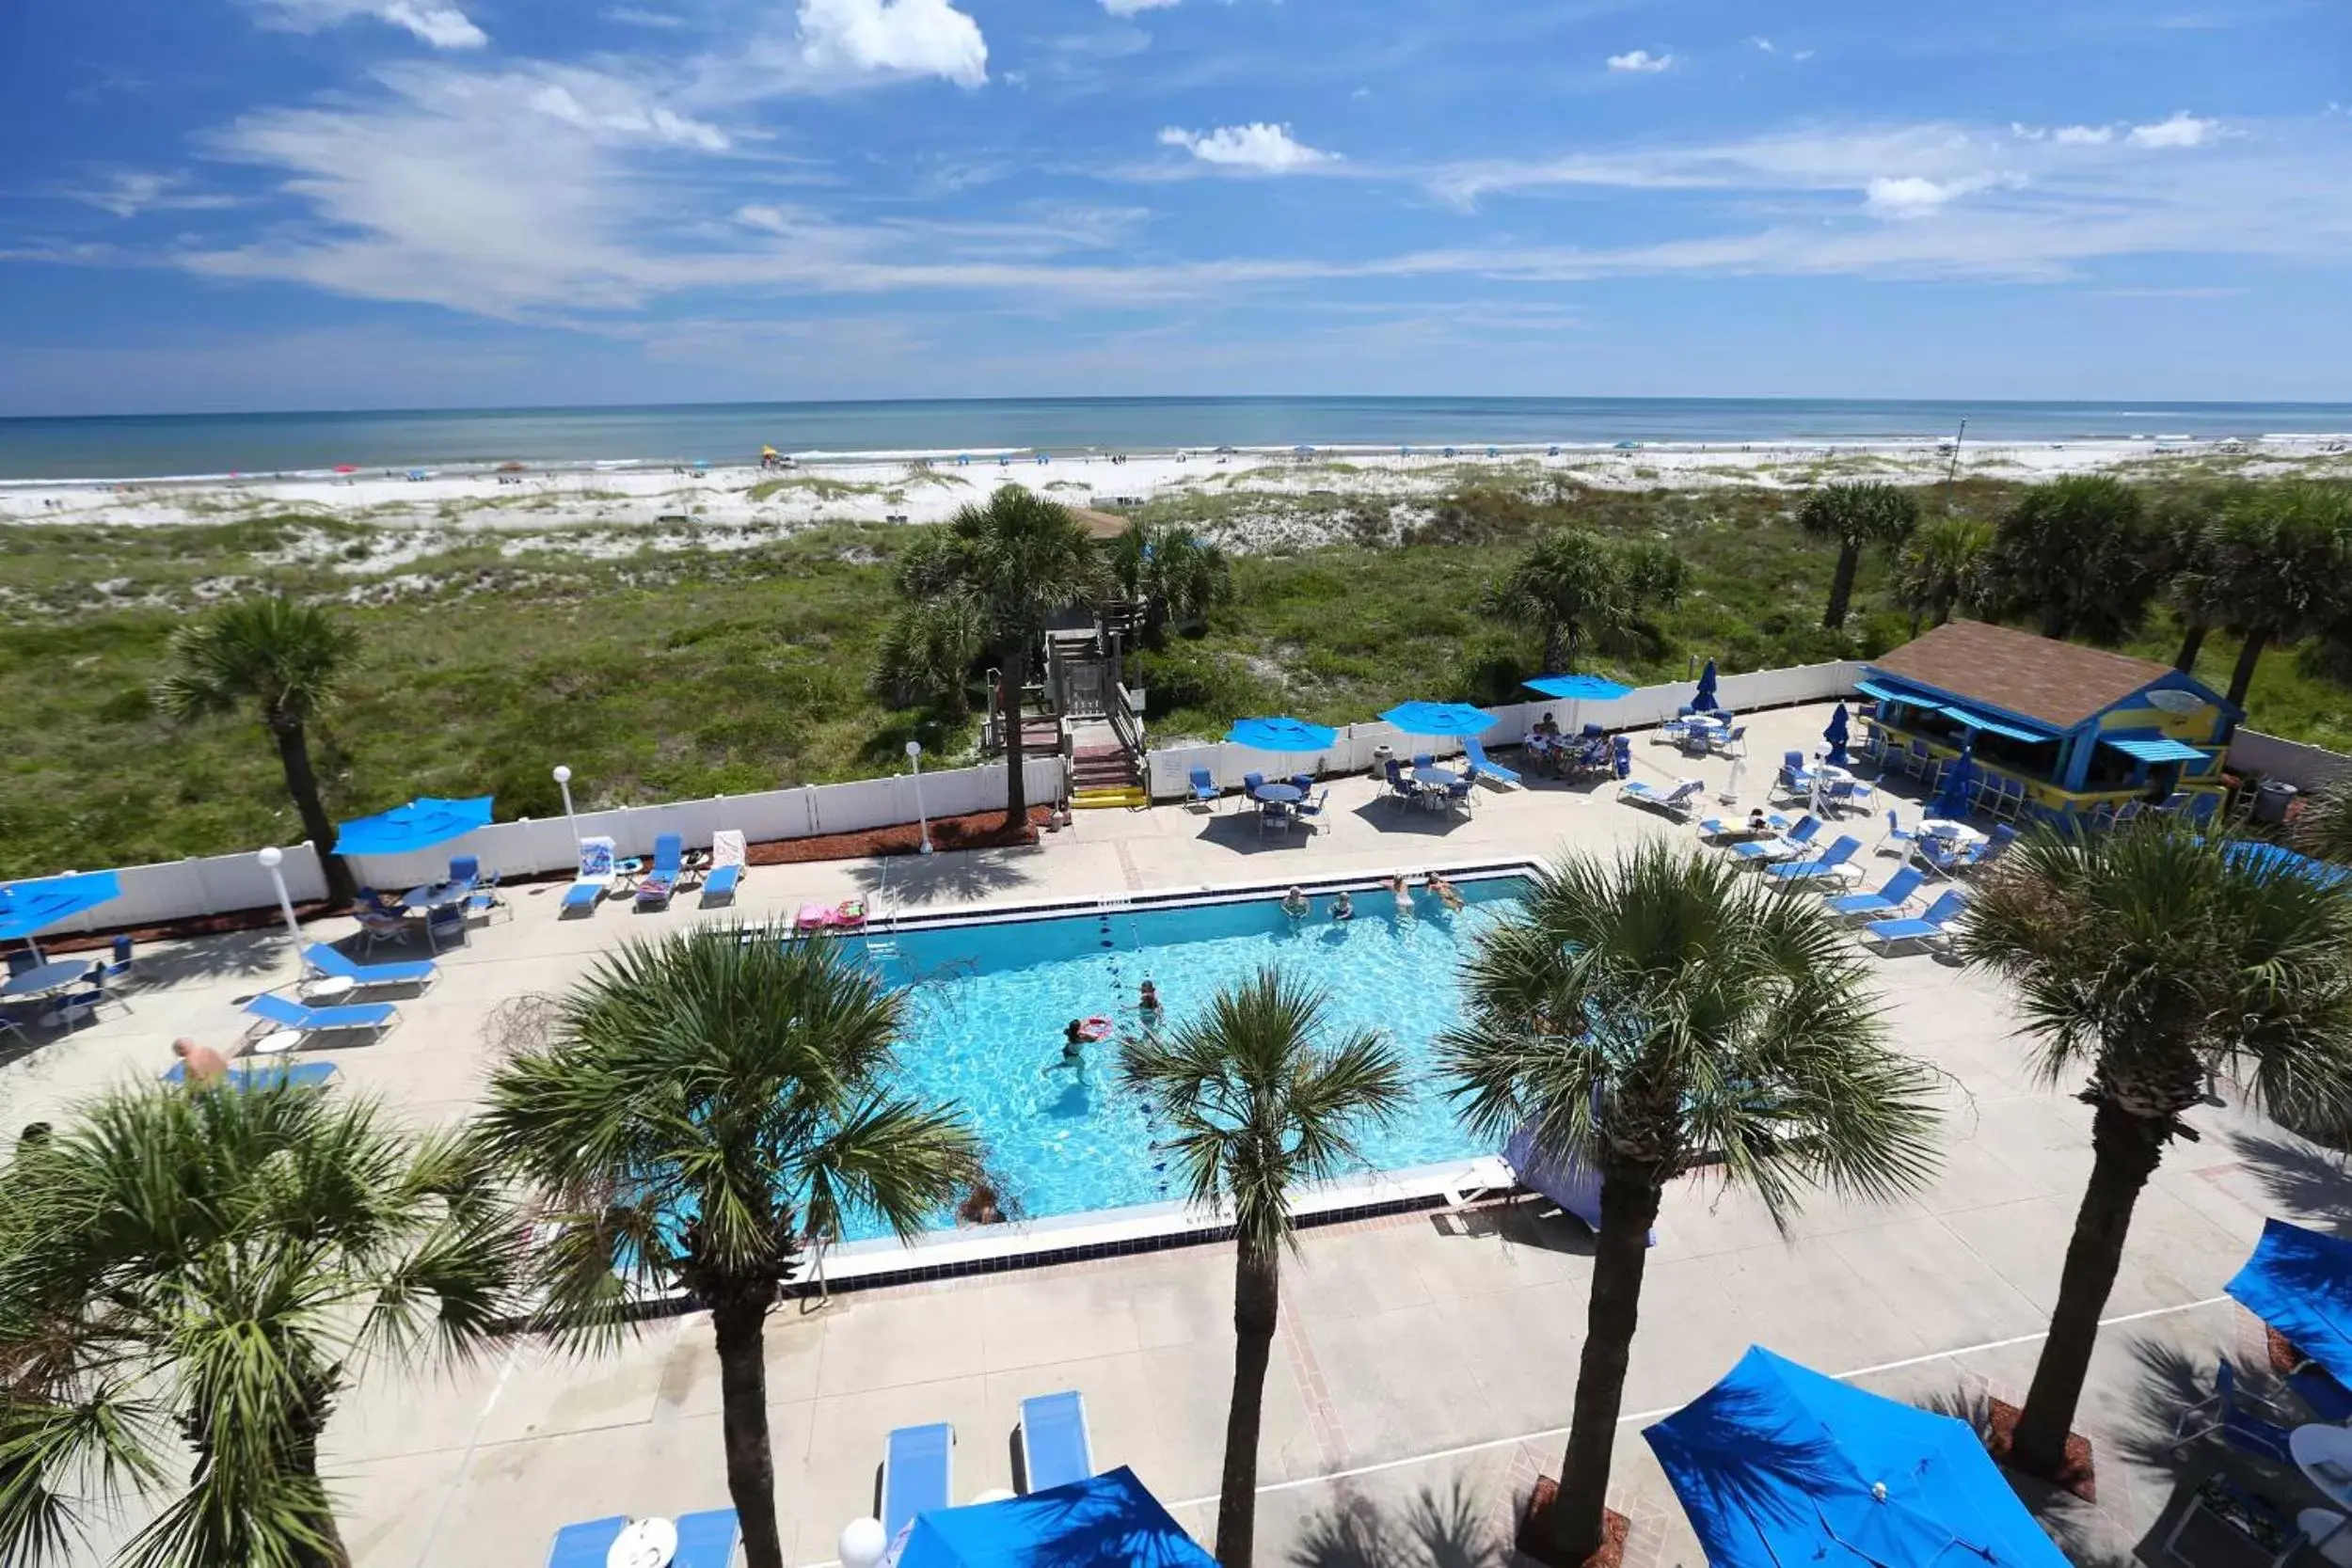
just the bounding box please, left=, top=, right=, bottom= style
left=1079, top=1017, right=1115, bottom=1040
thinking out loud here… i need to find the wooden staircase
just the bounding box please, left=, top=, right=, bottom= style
left=1071, top=740, right=1145, bottom=809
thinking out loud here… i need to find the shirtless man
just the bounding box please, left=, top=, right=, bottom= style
left=172, top=1037, right=230, bottom=1085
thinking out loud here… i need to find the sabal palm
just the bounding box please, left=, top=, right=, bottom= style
left=1441, top=845, right=1941, bottom=1565
left=872, top=593, right=983, bottom=718
left=1957, top=822, right=2352, bottom=1476
left=1486, top=529, right=1630, bottom=674
left=2194, top=483, right=2350, bottom=707
left=473, top=930, right=980, bottom=1568
left=1893, top=515, right=1992, bottom=635
left=156, top=597, right=358, bottom=903
left=1119, top=970, right=1406, bottom=1568
left=1795, top=482, right=1917, bottom=631
left=1107, top=523, right=1233, bottom=642
left=0, top=1081, right=517, bottom=1568
left=1978, top=475, right=2164, bottom=642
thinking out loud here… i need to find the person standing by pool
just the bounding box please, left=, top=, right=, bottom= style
left=1281, top=886, right=1311, bottom=921
left=1060, top=1019, right=1088, bottom=1067
left=172, top=1037, right=230, bottom=1087
left=1138, top=978, right=1164, bottom=1026
left=1331, top=890, right=1354, bottom=922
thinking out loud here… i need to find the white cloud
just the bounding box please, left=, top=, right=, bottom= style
left=68, top=170, right=243, bottom=218
left=2129, top=111, right=2217, bottom=148
left=2054, top=124, right=2115, bottom=145
left=1865, top=173, right=1996, bottom=217
left=1747, top=36, right=1773, bottom=53
left=529, top=83, right=729, bottom=150
left=1792, top=50, right=1814, bottom=61
left=1606, top=50, right=1674, bottom=72
left=1101, top=0, right=1179, bottom=13
left=248, top=0, right=487, bottom=48
left=795, top=0, right=988, bottom=87
left=604, top=7, right=684, bottom=24
left=1157, top=122, right=1336, bottom=171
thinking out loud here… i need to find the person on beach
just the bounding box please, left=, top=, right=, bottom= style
left=172, top=1037, right=230, bottom=1086
left=1281, top=886, right=1311, bottom=920
left=1389, top=874, right=1414, bottom=914
left=1426, top=873, right=1465, bottom=912
left=1331, top=891, right=1354, bottom=922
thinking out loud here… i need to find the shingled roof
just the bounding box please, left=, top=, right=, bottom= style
left=1868, top=619, right=2183, bottom=730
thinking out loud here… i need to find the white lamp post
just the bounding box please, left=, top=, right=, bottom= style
left=906, top=740, right=933, bottom=854
left=256, top=846, right=302, bottom=953
left=553, top=765, right=579, bottom=848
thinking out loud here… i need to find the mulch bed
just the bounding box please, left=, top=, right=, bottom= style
left=2270, top=1327, right=2305, bottom=1377
left=744, top=806, right=1050, bottom=864
left=1516, top=1479, right=1629, bottom=1568
left=1982, top=1398, right=2097, bottom=1502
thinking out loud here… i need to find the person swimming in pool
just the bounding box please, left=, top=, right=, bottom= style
left=1060, top=1019, right=1088, bottom=1066
left=1138, top=979, right=1164, bottom=1023
left=1281, top=886, right=1311, bottom=920
left=1426, top=872, right=1465, bottom=913
left=1331, top=890, right=1354, bottom=922
left=1389, top=874, right=1414, bottom=914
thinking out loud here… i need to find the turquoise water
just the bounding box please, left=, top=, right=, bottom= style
left=854, top=880, right=1524, bottom=1238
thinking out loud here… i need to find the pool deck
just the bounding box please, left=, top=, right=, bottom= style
left=8, top=699, right=2349, bottom=1568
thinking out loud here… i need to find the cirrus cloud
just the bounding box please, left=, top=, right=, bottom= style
left=246, top=0, right=487, bottom=48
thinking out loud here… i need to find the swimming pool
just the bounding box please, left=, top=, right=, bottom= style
left=851, top=875, right=1526, bottom=1240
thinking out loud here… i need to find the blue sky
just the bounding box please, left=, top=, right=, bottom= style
left=1, top=0, right=2346, bottom=413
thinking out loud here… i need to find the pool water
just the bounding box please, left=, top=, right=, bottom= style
left=853, top=879, right=1525, bottom=1238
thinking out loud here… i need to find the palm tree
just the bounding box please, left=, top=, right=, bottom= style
left=1893, top=515, right=1992, bottom=636
left=474, top=930, right=981, bottom=1568
left=893, top=488, right=1100, bottom=832
left=1106, top=522, right=1233, bottom=642
left=1956, top=822, right=2352, bottom=1478
left=157, top=596, right=359, bottom=903
left=1119, top=969, right=1407, bottom=1568
left=872, top=594, right=984, bottom=719
left=2293, top=784, right=2352, bottom=866
left=1976, top=475, right=2168, bottom=642
left=0, top=1080, right=517, bottom=1568
left=2200, top=483, right=2351, bottom=708
left=1795, top=482, right=1917, bottom=631
left=1486, top=530, right=1683, bottom=674
left=1440, top=844, right=1942, bottom=1565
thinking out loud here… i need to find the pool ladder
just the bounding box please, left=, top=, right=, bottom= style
left=864, top=901, right=902, bottom=962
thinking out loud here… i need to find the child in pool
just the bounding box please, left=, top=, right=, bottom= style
left=1281, top=886, right=1311, bottom=920
left=1331, top=890, right=1354, bottom=922
left=1060, top=1019, right=1087, bottom=1066
left=1138, top=979, right=1164, bottom=1023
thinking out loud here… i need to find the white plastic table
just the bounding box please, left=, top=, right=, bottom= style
left=1919, top=819, right=1986, bottom=845
left=2301, top=1509, right=2352, bottom=1567
left=2294, top=1424, right=2352, bottom=1511
left=607, top=1517, right=676, bottom=1568
left=249, top=1029, right=306, bottom=1057
left=301, top=974, right=357, bottom=1004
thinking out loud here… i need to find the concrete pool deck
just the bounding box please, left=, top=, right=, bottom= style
left=7, top=699, right=2348, bottom=1567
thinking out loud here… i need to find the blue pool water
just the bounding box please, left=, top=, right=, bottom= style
left=850, top=879, right=1524, bottom=1239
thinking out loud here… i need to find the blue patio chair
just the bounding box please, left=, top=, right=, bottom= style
left=1295, top=787, right=1332, bottom=832
left=1410, top=752, right=1434, bottom=771
left=2290, top=1362, right=2352, bottom=1424
left=1770, top=752, right=1817, bottom=805
left=464, top=869, right=510, bottom=925
left=1827, top=866, right=1925, bottom=920
left=1289, top=772, right=1314, bottom=793
left=446, top=853, right=479, bottom=888
left=424, top=901, right=468, bottom=951
left=303, top=942, right=437, bottom=992
left=2171, top=1361, right=2297, bottom=1465
left=1258, top=800, right=1292, bottom=836
left=1445, top=778, right=1474, bottom=815
left=1019, top=1391, right=1093, bottom=1492
left=1464, top=736, right=1520, bottom=785
left=1765, top=834, right=1862, bottom=888
left=1242, top=771, right=1265, bottom=797
left=46, top=964, right=121, bottom=1029
left=1864, top=890, right=1967, bottom=952
left=546, top=1517, right=628, bottom=1568
left=882, top=1422, right=953, bottom=1537
left=352, top=905, right=414, bottom=956
left=636, top=832, right=685, bottom=909
left=1879, top=810, right=1917, bottom=858
left=1187, top=767, right=1218, bottom=808
left=1709, top=723, right=1747, bottom=759
left=242, top=990, right=397, bottom=1045
left=6, top=950, right=36, bottom=977
left=1731, top=815, right=1820, bottom=863
left=670, top=1509, right=742, bottom=1568
left=1383, top=758, right=1416, bottom=808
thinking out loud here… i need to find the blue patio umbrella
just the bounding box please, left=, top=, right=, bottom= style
left=2227, top=1217, right=2352, bottom=1387
left=1524, top=674, right=1633, bottom=704
left=2227, top=840, right=2352, bottom=888
left=1225, top=716, right=1339, bottom=752
left=1379, top=701, right=1497, bottom=737
left=895, top=1466, right=1216, bottom=1568
left=0, top=870, right=122, bottom=959
left=1931, top=733, right=1978, bottom=819
left=1823, top=704, right=1852, bottom=768
left=1644, top=1345, right=2069, bottom=1568
left=1692, top=658, right=1721, bottom=713
left=333, top=796, right=494, bottom=856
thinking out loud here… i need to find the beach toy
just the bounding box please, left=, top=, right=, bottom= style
left=1078, top=1017, right=1113, bottom=1041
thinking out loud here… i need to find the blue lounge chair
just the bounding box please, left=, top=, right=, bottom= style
left=1864, top=890, right=1967, bottom=952
left=882, top=1421, right=953, bottom=1537
left=1019, top=1390, right=1093, bottom=1492
left=1463, top=736, right=1520, bottom=786
left=563, top=836, right=615, bottom=917
left=670, top=1509, right=741, bottom=1568
left=547, top=1517, right=627, bottom=1568
left=637, top=832, right=686, bottom=909
left=701, top=830, right=745, bottom=906
left=303, top=943, right=436, bottom=991
left=1187, top=767, right=1218, bottom=808
left=1827, top=867, right=1925, bottom=920
left=1731, top=815, right=1820, bottom=863
left=242, top=991, right=397, bottom=1044
left=163, top=1058, right=339, bottom=1089
left=1617, top=777, right=1704, bottom=820
left=1765, top=833, right=1861, bottom=887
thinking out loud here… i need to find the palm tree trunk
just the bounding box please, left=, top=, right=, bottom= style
left=1214, top=1240, right=1280, bottom=1568
left=273, top=721, right=354, bottom=905
left=1823, top=543, right=1860, bottom=630
left=1541, top=621, right=1565, bottom=675
left=1537, top=1167, right=1663, bottom=1565
left=287, top=1380, right=352, bottom=1568
left=2225, top=626, right=2270, bottom=709
left=711, top=1291, right=787, bottom=1568
left=2010, top=1097, right=2170, bottom=1477
left=2174, top=623, right=2207, bottom=673
left=998, top=641, right=1029, bottom=834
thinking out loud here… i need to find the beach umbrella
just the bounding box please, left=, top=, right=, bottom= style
left=2228, top=1218, right=2352, bottom=1387
left=1692, top=659, right=1721, bottom=713
left=1380, top=700, right=1497, bottom=738
left=1225, top=716, right=1339, bottom=753
left=1645, top=1345, right=2069, bottom=1568
left=333, top=464, right=358, bottom=475
left=1293, top=444, right=1315, bottom=455
left=890, top=1467, right=1214, bottom=1568
left=1823, top=704, right=1852, bottom=768
left=2225, top=841, right=2352, bottom=888
left=332, top=796, right=494, bottom=857
left=0, top=870, right=122, bottom=962
left=1525, top=673, right=1634, bottom=737
left=1931, top=733, right=1978, bottom=820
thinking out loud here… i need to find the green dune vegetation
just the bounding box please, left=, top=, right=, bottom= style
left=2, top=473, right=2350, bottom=877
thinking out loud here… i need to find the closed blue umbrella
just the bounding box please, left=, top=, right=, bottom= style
left=0, top=870, right=122, bottom=959
left=2227, top=1218, right=2352, bottom=1388
left=1931, top=733, right=1978, bottom=820
left=896, top=1467, right=1215, bottom=1568
left=1645, top=1345, right=2068, bottom=1568
left=1823, top=704, right=1852, bottom=768
left=333, top=796, right=495, bottom=856
left=1225, top=716, right=1339, bottom=752
left=1379, top=701, right=1497, bottom=737
left=1692, top=659, right=1721, bottom=713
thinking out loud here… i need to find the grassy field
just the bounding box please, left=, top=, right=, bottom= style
left=2, top=478, right=2347, bottom=877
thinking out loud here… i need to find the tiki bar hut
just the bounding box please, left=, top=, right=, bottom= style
left=1857, top=620, right=2239, bottom=823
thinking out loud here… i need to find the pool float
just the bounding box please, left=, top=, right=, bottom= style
left=1078, top=1017, right=1114, bottom=1040
left=792, top=898, right=868, bottom=932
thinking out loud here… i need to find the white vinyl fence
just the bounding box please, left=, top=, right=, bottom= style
left=2227, top=730, right=2352, bottom=792
left=1145, top=660, right=1868, bottom=800
left=35, top=755, right=1067, bottom=935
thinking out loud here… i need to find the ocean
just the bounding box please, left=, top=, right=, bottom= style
left=2, top=396, right=2349, bottom=482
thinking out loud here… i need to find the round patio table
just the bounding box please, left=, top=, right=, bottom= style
left=1919, top=819, right=1985, bottom=845
left=607, top=1518, right=676, bottom=1568
left=301, top=974, right=357, bottom=1004
left=2294, top=1425, right=2352, bottom=1511
left=2, top=959, right=91, bottom=999
left=402, top=881, right=470, bottom=911
left=1252, top=783, right=1303, bottom=804
left=1411, top=767, right=1462, bottom=788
